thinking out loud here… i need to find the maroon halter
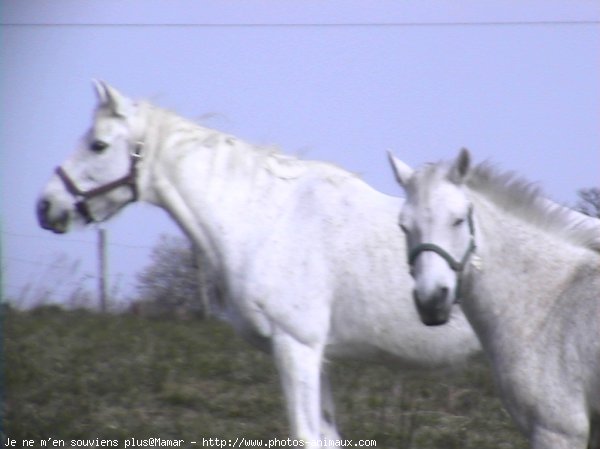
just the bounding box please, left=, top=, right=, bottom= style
left=55, top=141, right=143, bottom=223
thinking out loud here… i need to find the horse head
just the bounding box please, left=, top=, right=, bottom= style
left=37, top=81, right=144, bottom=233
left=388, top=148, right=477, bottom=326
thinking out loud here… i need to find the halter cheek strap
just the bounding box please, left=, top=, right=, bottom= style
left=55, top=141, right=144, bottom=223
left=407, top=207, right=477, bottom=298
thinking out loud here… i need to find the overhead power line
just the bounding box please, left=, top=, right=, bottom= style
left=2, top=20, right=599, bottom=28
left=2, top=230, right=152, bottom=250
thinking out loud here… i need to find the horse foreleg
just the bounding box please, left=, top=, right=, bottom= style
left=273, top=330, right=323, bottom=442
left=531, top=427, right=588, bottom=449
left=320, top=369, right=341, bottom=440
left=589, top=412, right=600, bottom=449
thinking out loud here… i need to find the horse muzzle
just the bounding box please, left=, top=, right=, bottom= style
left=413, top=286, right=453, bottom=326
left=37, top=197, right=70, bottom=234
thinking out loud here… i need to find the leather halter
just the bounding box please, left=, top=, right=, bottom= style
left=55, top=141, right=144, bottom=223
left=407, top=206, right=477, bottom=295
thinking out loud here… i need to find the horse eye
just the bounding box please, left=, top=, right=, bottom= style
left=453, top=218, right=465, bottom=227
left=90, top=140, right=108, bottom=153
left=399, top=224, right=409, bottom=234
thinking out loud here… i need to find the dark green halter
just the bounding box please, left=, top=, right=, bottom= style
left=407, top=206, right=477, bottom=279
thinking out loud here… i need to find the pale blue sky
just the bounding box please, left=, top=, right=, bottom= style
left=2, top=1, right=599, bottom=306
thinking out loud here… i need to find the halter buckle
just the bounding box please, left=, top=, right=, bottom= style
left=131, top=141, right=144, bottom=159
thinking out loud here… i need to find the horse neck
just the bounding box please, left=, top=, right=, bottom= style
left=464, top=191, right=594, bottom=344
left=137, top=105, right=353, bottom=272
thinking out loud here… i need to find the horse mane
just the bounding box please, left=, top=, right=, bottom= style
left=467, top=162, right=600, bottom=253
left=140, top=101, right=356, bottom=185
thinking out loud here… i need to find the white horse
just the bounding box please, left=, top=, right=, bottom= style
left=389, top=148, right=600, bottom=449
left=37, top=81, right=480, bottom=442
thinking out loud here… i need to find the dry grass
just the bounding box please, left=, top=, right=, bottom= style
left=3, top=305, right=526, bottom=448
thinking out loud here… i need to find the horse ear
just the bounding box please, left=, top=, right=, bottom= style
left=92, top=79, right=109, bottom=104
left=91, top=79, right=132, bottom=117
left=448, top=147, right=471, bottom=184
left=387, top=151, right=414, bottom=188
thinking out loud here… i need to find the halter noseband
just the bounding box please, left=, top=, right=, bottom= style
left=407, top=207, right=477, bottom=296
left=55, top=141, right=144, bottom=223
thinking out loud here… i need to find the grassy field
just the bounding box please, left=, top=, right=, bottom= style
left=3, top=306, right=527, bottom=448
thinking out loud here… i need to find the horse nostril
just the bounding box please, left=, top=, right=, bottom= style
left=37, top=198, right=53, bottom=228
left=37, top=198, right=51, bottom=218
left=438, top=287, right=449, bottom=302
left=38, top=199, right=50, bottom=213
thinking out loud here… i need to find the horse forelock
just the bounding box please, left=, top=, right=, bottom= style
left=407, top=162, right=453, bottom=205
left=467, top=162, right=600, bottom=253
